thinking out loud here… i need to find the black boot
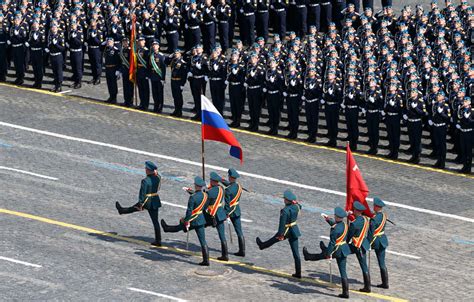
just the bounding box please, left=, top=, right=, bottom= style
left=377, top=268, right=389, bottom=289
left=359, top=272, right=371, bottom=293
left=217, top=241, right=229, bottom=261
left=256, top=236, right=279, bottom=250
left=292, top=258, right=301, bottom=279
left=234, top=236, right=245, bottom=257
left=199, top=245, right=210, bottom=266
left=338, top=278, right=349, bottom=299
left=115, top=202, right=138, bottom=215
left=303, top=247, right=317, bottom=261
left=151, top=227, right=161, bottom=247
left=160, top=219, right=183, bottom=233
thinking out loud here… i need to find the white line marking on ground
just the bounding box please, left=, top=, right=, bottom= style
left=319, top=236, right=421, bottom=260
left=127, top=287, right=187, bottom=301
left=1, top=121, right=472, bottom=223
left=0, top=256, right=42, bottom=268
left=58, top=90, right=72, bottom=94
left=0, top=166, right=58, bottom=181
left=161, top=201, right=253, bottom=223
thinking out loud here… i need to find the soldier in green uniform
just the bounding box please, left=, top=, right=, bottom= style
left=222, top=168, right=245, bottom=257
left=368, top=197, right=389, bottom=289
left=302, top=207, right=351, bottom=298
left=347, top=201, right=372, bottom=293
left=115, top=161, right=162, bottom=246
left=256, top=190, right=302, bottom=279
left=161, top=176, right=210, bottom=266
left=205, top=172, right=229, bottom=261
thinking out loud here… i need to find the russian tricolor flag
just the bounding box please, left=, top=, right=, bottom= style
left=201, top=95, right=243, bottom=163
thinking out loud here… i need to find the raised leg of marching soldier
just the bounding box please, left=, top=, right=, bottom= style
left=151, top=80, right=164, bottom=113
left=70, top=49, right=83, bottom=89
left=210, top=79, right=226, bottom=115
left=30, top=49, right=44, bottom=88
left=366, top=111, right=380, bottom=155
left=385, top=114, right=400, bottom=159
left=307, top=2, right=321, bottom=31
left=256, top=10, right=269, bottom=43
left=362, top=0, right=373, bottom=11
left=320, top=1, right=332, bottom=33
left=12, top=44, right=26, bottom=85
left=256, top=190, right=302, bottom=278
left=324, top=102, right=339, bottom=147
left=116, top=161, right=162, bottom=246
left=50, top=52, right=64, bottom=92
left=267, top=91, right=282, bottom=135
left=305, top=100, right=319, bottom=143
left=88, top=47, right=102, bottom=85
left=345, top=107, right=359, bottom=151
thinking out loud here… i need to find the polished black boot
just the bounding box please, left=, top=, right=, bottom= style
left=217, top=241, right=229, bottom=261
left=359, top=272, right=371, bottom=293
left=303, top=247, right=318, bottom=261
left=292, top=258, right=301, bottom=279
left=160, top=219, right=183, bottom=233
left=115, top=202, right=139, bottom=215
left=338, top=278, right=349, bottom=299
left=256, top=236, right=279, bottom=250
left=151, top=227, right=162, bottom=246
left=234, top=236, right=245, bottom=257
left=377, top=268, right=389, bottom=289
left=199, top=245, right=210, bottom=266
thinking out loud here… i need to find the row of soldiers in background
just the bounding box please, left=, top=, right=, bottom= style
left=115, top=162, right=390, bottom=299
left=0, top=0, right=473, bottom=173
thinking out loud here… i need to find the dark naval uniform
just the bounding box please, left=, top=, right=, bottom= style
left=207, top=52, right=227, bottom=114
left=115, top=161, right=162, bottom=246
left=104, top=43, right=121, bottom=103
left=0, top=19, right=8, bottom=82
left=323, top=79, right=343, bottom=147
left=343, top=82, right=362, bottom=150
left=216, top=2, right=231, bottom=51
left=86, top=27, right=104, bottom=85
left=28, top=27, right=46, bottom=88
left=430, top=99, right=451, bottom=168
left=303, top=73, right=323, bottom=143
left=227, top=58, right=246, bottom=127
left=365, top=87, right=384, bottom=154
left=404, top=92, right=426, bottom=164
left=256, top=190, right=302, bottom=278
left=245, top=59, right=265, bottom=131
left=47, top=31, right=65, bottom=92
left=285, top=71, right=303, bottom=139
left=264, top=65, right=284, bottom=135
left=68, top=27, right=84, bottom=88
left=384, top=90, right=403, bottom=159
left=9, top=21, right=28, bottom=85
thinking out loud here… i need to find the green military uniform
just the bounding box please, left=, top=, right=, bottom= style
left=223, top=168, right=245, bottom=257
left=116, top=161, right=162, bottom=246
left=347, top=201, right=371, bottom=293
left=161, top=176, right=210, bottom=266
left=205, top=172, right=229, bottom=261
left=303, top=207, right=351, bottom=298
left=256, top=189, right=302, bottom=278
left=368, top=197, right=389, bottom=289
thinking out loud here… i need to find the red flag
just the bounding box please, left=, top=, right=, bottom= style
left=345, top=144, right=372, bottom=219
left=128, top=14, right=137, bottom=84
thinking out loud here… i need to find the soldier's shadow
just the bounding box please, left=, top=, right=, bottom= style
left=135, top=248, right=198, bottom=266
left=268, top=279, right=336, bottom=297
left=306, top=270, right=360, bottom=284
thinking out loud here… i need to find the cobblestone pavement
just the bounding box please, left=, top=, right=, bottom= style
left=0, top=84, right=473, bottom=301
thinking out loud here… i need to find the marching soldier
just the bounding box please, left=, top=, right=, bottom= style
left=322, top=71, right=342, bottom=147
left=136, top=36, right=150, bottom=111
left=47, top=23, right=65, bottom=93
left=245, top=52, right=265, bottom=131
left=303, top=207, right=351, bottom=298
left=148, top=40, right=166, bottom=113
left=119, top=37, right=134, bottom=107
left=365, top=80, right=384, bottom=155
left=67, top=20, right=83, bottom=89
left=429, top=92, right=451, bottom=169
left=10, top=13, right=27, bottom=85
left=263, top=56, right=284, bottom=135
left=167, top=48, right=188, bottom=117
left=347, top=201, right=372, bottom=293
left=284, top=63, right=303, bottom=139
left=205, top=172, right=229, bottom=261
left=104, top=37, right=121, bottom=104
left=86, top=19, right=103, bottom=85
left=207, top=44, right=227, bottom=114
left=383, top=84, right=403, bottom=159
left=216, top=0, right=231, bottom=52
left=116, top=161, right=162, bottom=247
left=28, top=19, right=45, bottom=89
left=403, top=89, right=426, bottom=164
left=161, top=176, right=210, bottom=266
left=188, top=44, right=206, bottom=120
left=368, top=197, right=389, bottom=290
left=226, top=49, right=246, bottom=127
left=256, top=190, right=302, bottom=279
left=223, top=168, right=245, bottom=257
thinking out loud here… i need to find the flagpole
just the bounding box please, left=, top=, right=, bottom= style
left=201, top=137, right=205, bottom=180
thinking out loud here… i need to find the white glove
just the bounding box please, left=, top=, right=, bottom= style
left=180, top=86, right=184, bottom=91
left=320, top=99, right=325, bottom=104
left=191, top=13, right=196, bottom=18
left=24, top=42, right=29, bottom=47
left=187, top=72, right=193, bottom=78
left=213, top=63, right=218, bottom=71
left=44, top=48, right=50, bottom=53
left=262, top=88, right=267, bottom=92
left=428, top=120, right=433, bottom=126
left=425, top=74, right=429, bottom=79
left=381, top=111, right=386, bottom=116
left=185, top=24, right=188, bottom=29
left=369, top=96, right=375, bottom=103
left=161, top=80, right=165, bottom=85
left=389, top=100, right=395, bottom=106
left=84, top=42, right=88, bottom=47
left=115, top=70, right=121, bottom=76
left=340, top=103, right=345, bottom=109
left=6, top=40, right=11, bottom=45
left=290, top=79, right=296, bottom=86
left=348, top=93, right=354, bottom=99
left=243, top=83, right=248, bottom=88
left=53, top=38, right=57, bottom=44
left=361, top=108, right=367, bottom=114
left=239, top=8, right=244, bottom=13
left=196, top=62, right=201, bottom=69
left=437, top=107, right=443, bottom=114
left=309, top=83, right=315, bottom=89
left=205, top=8, right=210, bottom=13
left=283, top=92, right=288, bottom=97
left=72, top=32, right=77, bottom=38
left=91, top=32, right=97, bottom=37
left=403, top=114, right=408, bottom=120
left=232, top=68, right=237, bottom=75
left=321, top=213, right=328, bottom=219
left=347, top=210, right=353, bottom=215
left=464, top=112, right=471, bottom=118
left=250, top=70, right=256, bottom=77
left=270, top=5, right=274, bottom=9
left=224, top=80, right=229, bottom=85
left=33, top=33, right=38, bottom=40
left=169, top=18, right=173, bottom=23
left=112, top=27, right=117, bottom=33
left=456, top=124, right=461, bottom=129
left=14, top=29, right=19, bottom=35
left=270, top=76, right=275, bottom=83
left=204, top=76, right=209, bottom=82
left=301, top=96, right=306, bottom=100
left=328, top=88, right=333, bottom=95
left=145, top=21, right=150, bottom=27
left=411, top=102, right=417, bottom=108
left=65, top=42, right=69, bottom=48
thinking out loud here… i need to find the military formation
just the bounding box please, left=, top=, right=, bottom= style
left=0, top=0, right=473, bottom=173
left=116, top=161, right=390, bottom=299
